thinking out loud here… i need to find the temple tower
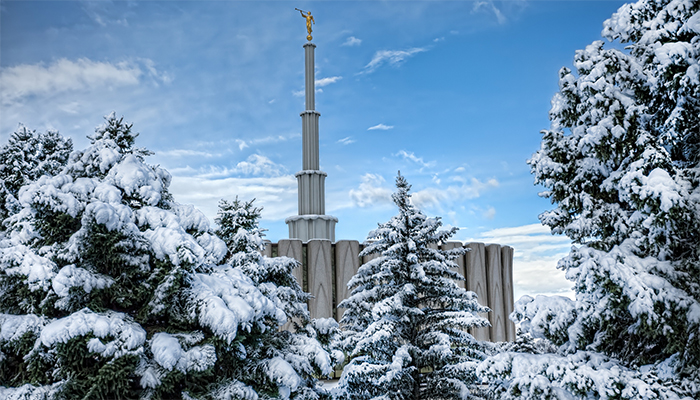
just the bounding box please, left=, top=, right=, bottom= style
left=285, top=41, right=337, bottom=241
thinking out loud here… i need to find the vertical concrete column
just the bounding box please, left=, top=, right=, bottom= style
left=466, top=242, right=490, bottom=341
left=307, top=239, right=333, bottom=319
left=442, top=241, right=466, bottom=289
left=335, top=240, right=361, bottom=321
left=297, top=171, right=326, bottom=215
left=300, top=111, right=320, bottom=171
left=278, top=239, right=304, bottom=292
left=486, top=244, right=506, bottom=342
left=278, top=239, right=304, bottom=331
left=501, top=245, right=516, bottom=342
left=261, top=240, right=272, bottom=258
left=304, top=42, right=315, bottom=111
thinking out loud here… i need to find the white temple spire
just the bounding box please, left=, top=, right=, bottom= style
left=285, top=39, right=337, bottom=242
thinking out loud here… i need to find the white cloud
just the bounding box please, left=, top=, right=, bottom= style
left=396, top=150, right=435, bottom=168
left=233, top=154, right=287, bottom=177
left=0, top=58, right=143, bottom=103
left=316, top=76, right=342, bottom=87
left=0, top=58, right=171, bottom=105
left=292, top=90, right=304, bottom=97
left=337, top=136, right=355, bottom=145
left=169, top=175, right=297, bottom=223
left=483, top=206, right=496, bottom=220
left=342, top=36, right=362, bottom=46
left=349, top=173, right=393, bottom=207
left=368, top=123, right=393, bottom=131
left=361, top=47, right=427, bottom=74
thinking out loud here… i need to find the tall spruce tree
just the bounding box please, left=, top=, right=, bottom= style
left=215, top=197, right=344, bottom=399
left=0, top=125, right=73, bottom=224
left=336, top=173, right=490, bottom=400
left=479, top=1, right=700, bottom=398
left=0, top=113, right=335, bottom=400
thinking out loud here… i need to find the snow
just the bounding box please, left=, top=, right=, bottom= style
left=151, top=332, right=182, bottom=370
left=210, top=380, right=259, bottom=400
left=0, top=242, right=56, bottom=292
left=682, top=11, right=700, bottom=33
left=654, top=42, right=695, bottom=69
left=0, top=313, right=45, bottom=342
left=150, top=332, right=217, bottom=372
left=83, top=202, right=133, bottom=231
left=267, top=356, right=302, bottom=394
left=639, top=168, right=684, bottom=212
left=478, top=350, right=696, bottom=400
left=107, top=154, right=165, bottom=206
left=0, top=383, right=63, bottom=400
left=312, top=317, right=339, bottom=335
left=52, top=264, right=113, bottom=297
left=189, top=268, right=285, bottom=344
left=40, top=308, right=146, bottom=357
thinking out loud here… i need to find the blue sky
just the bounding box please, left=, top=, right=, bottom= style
left=0, top=0, right=630, bottom=300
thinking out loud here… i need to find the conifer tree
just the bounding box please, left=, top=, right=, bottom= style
left=0, top=125, right=73, bottom=223
left=215, top=197, right=344, bottom=399
left=479, top=1, right=700, bottom=398
left=0, top=113, right=335, bottom=400
left=336, top=173, right=490, bottom=400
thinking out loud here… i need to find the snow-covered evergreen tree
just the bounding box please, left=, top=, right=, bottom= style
left=214, top=196, right=344, bottom=399
left=0, top=125, right=73, bottom=223
left=0, top=113, right=335, bottom=400
left=479, top=1, right=700, bottom=398
left=336, top=173, right=490, bottom=400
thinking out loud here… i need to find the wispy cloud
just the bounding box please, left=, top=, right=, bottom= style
left=361, top=47, right=427, bottom=74
left=316, top=76, right=342, bottom=87
left=349, top=173, right=393, bottom=207
left=473, top=1, right=506, bottom=24
left=411, top=177, right=499, bottom=209
left=337, top=136, right=355, bottom=145
left=172, top=154, right=288, bottom=179
left=0, top=58, right=147, bottom=103
left=342, top=36, right=362, bottom=47
left=396, top=150, right=435, bottom=168
left=80, top=1, right=129, bottom=27
left=234, top=133, right=301, bottom=151
left=158, top=149, right=220, bottom=158
left=368, top=123, right=393, bottom=131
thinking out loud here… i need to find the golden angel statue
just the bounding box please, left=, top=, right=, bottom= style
left=296, top=8, right=315, bottom=41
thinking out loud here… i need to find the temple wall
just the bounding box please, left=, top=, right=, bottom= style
left=266, top=240, right=515, bottom=342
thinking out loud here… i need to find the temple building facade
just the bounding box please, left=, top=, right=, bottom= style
left=272, top=33, right=515, bottom=342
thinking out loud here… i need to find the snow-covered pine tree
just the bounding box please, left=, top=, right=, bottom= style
left=478, top=1, right=700, bottom=398
left=0, top=125, right=73, bottom=223
left=214, top=197, right=344, bottom=399
left=336, top=173, right=490, bottom=400
left=0, top=112, right=335, bottom=400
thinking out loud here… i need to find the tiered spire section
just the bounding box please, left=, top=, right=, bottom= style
left=285, top=42, right=337, bottom=242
